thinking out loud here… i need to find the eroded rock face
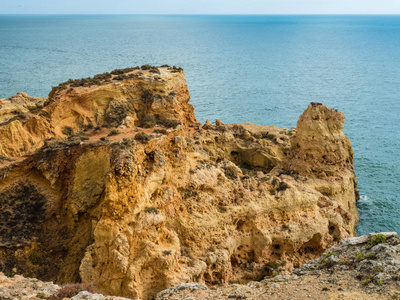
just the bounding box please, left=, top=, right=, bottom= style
left=155, top=233, right=400, bottom=300
left=0, top=92, right=46, bottom=124
left=0, top=67, right=359, bottom=300
left=0, top=67, right=194, bottom=157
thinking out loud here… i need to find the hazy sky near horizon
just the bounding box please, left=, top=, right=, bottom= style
left=1, top=0, right=400, bottom=15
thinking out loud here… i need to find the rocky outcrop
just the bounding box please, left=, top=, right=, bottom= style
left=0, top=67, right=359, bottom=300
left=0, top=92, right=46, bottom=124
left=0, top=67, right=194, bottom=157
left=155, top=233, right=400, bottom=299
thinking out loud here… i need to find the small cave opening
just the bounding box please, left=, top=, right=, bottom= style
left=230, top=151, right=240, bottom=163
left=328, top=222, right=341, bottom=241
left=299, top=233, right=324, bottom=256
left=230, top=245, right=255, bottom=266
left=270, top=243, right=283, bottom=258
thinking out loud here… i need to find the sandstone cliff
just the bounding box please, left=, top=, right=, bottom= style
left=0, top=66, right=359, bottom=300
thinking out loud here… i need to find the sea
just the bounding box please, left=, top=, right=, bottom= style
left=0, top=15, right=399, bottom=235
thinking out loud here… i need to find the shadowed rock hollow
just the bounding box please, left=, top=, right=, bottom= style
left=0, top=66, right=359, bottom=300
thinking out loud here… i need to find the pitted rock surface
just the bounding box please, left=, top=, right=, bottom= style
left=0, top=66, right=360, bottom=299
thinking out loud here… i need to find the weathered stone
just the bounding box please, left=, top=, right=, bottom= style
left=0, top=67, right=360, bottom=300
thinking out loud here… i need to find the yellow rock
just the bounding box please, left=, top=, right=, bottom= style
left=0, top=69, right=359, bottom=300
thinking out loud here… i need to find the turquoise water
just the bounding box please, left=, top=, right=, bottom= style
left=0, top=15, right=399, bottom=235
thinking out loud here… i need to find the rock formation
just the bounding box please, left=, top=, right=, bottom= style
left=155, top=232, right=400, bottom=300
left=0, top=66, right=359, bottom=299
left=3, top=232, right=399, bottom=300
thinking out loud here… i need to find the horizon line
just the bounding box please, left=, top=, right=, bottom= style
left=1, top=13, right=400, bottom=16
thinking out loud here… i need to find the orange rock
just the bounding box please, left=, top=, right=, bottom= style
left=0, top=67, right=359, bottom=300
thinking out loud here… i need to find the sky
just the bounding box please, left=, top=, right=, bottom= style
left=1, top=0, right=400, bottom=15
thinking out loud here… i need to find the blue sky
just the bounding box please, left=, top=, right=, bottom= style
left=1, top=0, right=400, bottom=14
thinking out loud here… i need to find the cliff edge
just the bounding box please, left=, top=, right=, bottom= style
left=0, top=66, right=359, bottom=299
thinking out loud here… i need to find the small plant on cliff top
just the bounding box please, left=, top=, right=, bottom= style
left=36, top=292, right=45, bottom=298
left=365, top=234, right=387, bottom=250
left=365, top=253, right=376, bottom=259
left=317, top=258, right=329, bottom=267
left=342, top=257, right=352, bottom=265
left=362, top=278, right=372, bottom=285
left=170, top=66, right=183, bottom=73
left=377, top=280, right=384, bottom=286
left=141, top=64, right=153, bottom=70
left=356, top=252, right=365, bottom=262
left=372, top=266, right=384, bottom=273
left=149, top=67, right=161, bottom=74
left=325, top=252, right=337, bottom=258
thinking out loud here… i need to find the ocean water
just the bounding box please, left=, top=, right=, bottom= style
left=0, top=15, right=399, bottom=235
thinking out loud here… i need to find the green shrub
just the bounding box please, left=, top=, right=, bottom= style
left=365, top=253, right=376, bottom=259
left=114, top=74, right=128, bottom=81
left=134, top=132, right=150, bottom=142
left=325, top=252, right=337, bottom=258
left=108, top=129, right=120, bottom=136
left=93, top=72, right=112, bottom=80
left=143, top=114, right=156, bottom=128
left=366, top=234, right=387, bottom=250
left=62, top=126, right=74, bottom=137
left=356, top=252, right=365, bottom=261
left=110, top=67, right=138, bottom=75
left=149, top=68, right=161, bottom=74
left=83, top=123, right=94, bottom=131
left=372, top=266, right=383, bottom=272
left=154, top=128, right=168, bottom=134
left=141, top=64, right=153, bottom=70
left=100, top=137, right=109, bottom=142
left=362, top=278, right=371, bottom=285
left=120, top=138, right=135, bottom=149
left=162, top=119, right=181, bottom=129
left=171, top=66, right=183, bottom=73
